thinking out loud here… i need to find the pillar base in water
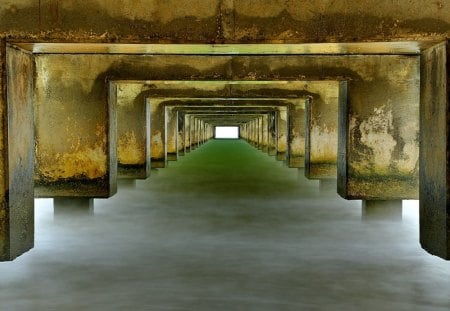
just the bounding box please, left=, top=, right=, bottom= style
left=118, top=179, right=137, bottom=189
left=362, top=200, right=403, bottom=222
left=53, top=197, right=94, bottom=216
left=319, top=179, right=337, bottom=193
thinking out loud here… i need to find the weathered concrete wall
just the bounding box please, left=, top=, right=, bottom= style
left=114, top=82, right=150, bottom=179
left=1, top=45, right=35, bottom=260
left=0, top=0, right=449, bottom=42
left=305, top=82, right=344, bottom=179
left=34, top=54, right=117, bottom=197
left=419, top=41, right=450, bottom=259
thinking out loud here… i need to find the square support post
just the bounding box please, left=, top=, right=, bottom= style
left=1, top=44, right=35, bottom=261
left=419, top=41, right=450, bottom=260
left=288, top=100, right=306, bottom=168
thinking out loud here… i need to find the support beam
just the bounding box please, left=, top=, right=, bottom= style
left=419, top=41, right=450, bottom=260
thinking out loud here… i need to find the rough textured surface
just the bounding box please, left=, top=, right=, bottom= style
left=288, top=100, right=306, bottom=168
left=305, top=82, right=342, bottom=179
left=114, top=82, right=150, bottom=179
left=3, top=46, right=35, bottom=260
left=419, top=41, right=450, bottom=259
left=0, top=0, right=449, bottom=42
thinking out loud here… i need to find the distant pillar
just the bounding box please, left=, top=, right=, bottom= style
left=362, top=200, right=403, bottom=222
left=277, top=107, right=288, bottom=161
left=288, top=100, right=306, bottom=168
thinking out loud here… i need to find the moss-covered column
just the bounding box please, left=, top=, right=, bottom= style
left=277, top=107, right=288, bottom=161
left=419, top=41, right=450, bottom=260
left=34, top=55, right=117, bottom=198
left=184, top=113, right=191, bottom=153
left=305, top=82, right=345, bottom=179
left=0, top=44, right=35, bottom=261
left=165, top=106, right=178, bottom=161
left=261, top=114, right=269, bottom=153
left=288, top=100, right=306, bottom=168
left=177, top=110, right=185, bottom=156
left=268, top=111, right=277, bottom=156
left=114, top=82, right=150, bottom=179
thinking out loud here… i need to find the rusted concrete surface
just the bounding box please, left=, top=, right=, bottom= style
left=34, top=54, right=117, bottom=197
left=305, top=82, right=344, bottom=179
left=114, top=82, right=150, bottom=179
left=1, top=45, right=35, bottom=260
left=0, top=1, right=449, bottom=42
left=419, top=41, right=450, bottom=260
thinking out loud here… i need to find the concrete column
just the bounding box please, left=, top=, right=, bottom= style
left=149, top=99, right=166, bottom=168
left=184, top=114, right=191, bottom=153
left=261, top=114, right=269, bottom=153
left=268, top=111, right=277, bottom=156
left=277, top=107, right=288, bottom=161
left=305, top=83, right=344, bottom=179
left=419, top=41, right=450, bottom=260
left=362, top=200, right=403, bottom=222
left=115, top=83, right=151, bottom=179
left=34, top=54, right=117, bottom=199
left=257, top=116, right=263, bottom=150
left=165, top=106, right=178, bottom=162
left=53, top=198, right=94, bottom=216
left=288, top=100, right=306, bottom=168
left=189, top=115, right=196, bottom=151
left=1, top=44, right=35, bottom=261
left=177, top=111, right=185, bottom=156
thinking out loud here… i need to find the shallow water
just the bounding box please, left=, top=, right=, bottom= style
left=1, top=139, right=449, bottom=311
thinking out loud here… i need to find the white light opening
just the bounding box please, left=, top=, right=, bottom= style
left=215, top=126, right=239, bottom=139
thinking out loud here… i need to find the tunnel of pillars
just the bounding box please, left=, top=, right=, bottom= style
left=2, top=42, right=449, bottom=261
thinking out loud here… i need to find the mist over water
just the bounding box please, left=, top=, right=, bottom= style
left=1, top=140, right=449, bottom=310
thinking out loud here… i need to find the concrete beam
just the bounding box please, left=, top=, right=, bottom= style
left=419, top=41, right=450, bottom=260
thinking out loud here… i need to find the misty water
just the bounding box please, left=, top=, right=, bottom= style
left=1, top=139, right=449, bottom=310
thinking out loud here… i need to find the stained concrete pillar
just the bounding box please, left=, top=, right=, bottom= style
left=114, top=82, right=151, bottom=179
left=305, top=83, right=344, bottom=179
left=288, top=100, right=306, bottom=168
left=165, top=106, right=178, bottom=162
left=149, top=99, right=166, bottom=168
left=177, top=110, right=185, bottom=156
left=277, top=107, right=288, bottom=161
left=0, top=44, right=35, bottom=261
left=261, top=114, right=269, bottom=153
left=268, top=111, right=277, bottom=156
left=362, top=200, right=403, bottom=222
left=184, top=113, right=191, bottom=153
left=34, top=54, right=117, bottom=198
left=419, top=41, right=450, bottom=260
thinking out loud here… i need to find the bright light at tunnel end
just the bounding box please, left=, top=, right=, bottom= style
left=215, top=126, right=239, bottom=139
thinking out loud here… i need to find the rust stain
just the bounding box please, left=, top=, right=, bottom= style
left=118, top=131, right=145, bottom=165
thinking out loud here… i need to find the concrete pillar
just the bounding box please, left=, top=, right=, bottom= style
left=115, top=82, right=151, bottom=179
left=0, top=44, right=35, bottom=261
left=419, top=41, right=450, bottom=260
left=177, top=111, right=185, bottom=156
left=34, top=55, right=117, bottom=199
left=305, top=83, right=344, bottom=179
left=184, top=113, right=191, bottom=153
left=53, top=198, right=94, bottom=216
left=362, top=200, right=403, bottom=222
left=268, top=111, right=277, bottom=156
left=261, top=114, right=269, bottom=153
left=277, top=107, right=288, bottom=161
left=288, top=100, right=306, bottom=168
left=149, top=99, right=166, bottom=168
left=165, top=106, right=178, bottom=162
